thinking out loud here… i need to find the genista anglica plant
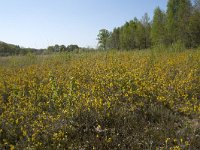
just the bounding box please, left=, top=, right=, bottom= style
left=0, top=50, right=200, bottom=149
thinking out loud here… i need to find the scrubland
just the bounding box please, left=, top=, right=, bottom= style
left=0, top=49, right=200, bottom=149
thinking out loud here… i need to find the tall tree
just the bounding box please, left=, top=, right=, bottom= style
left=189, top=12, right=200, bottom=47
left=119, top=21, right=137, bottom=50
left=151, top=7, right=167, bottom=45
left=135, top=21, right=146, bottom=49
left=189, top=0, right=200, bottom=47
left=107, top=27, right=120, bottom=50
left=119, top=22, right=131, bottom=50
left=166, top=0, right=192, bottom=46
left=166, top=0, right=181, bottom=44
left=194, top=0, right=200, bottom=10
left=141, top=13, right=151, bottom=49
left=178, top=0, right=192, bottom=47
left=128, top=20, right=137, bottom=49
left=97, top=29, right=110, bottom=50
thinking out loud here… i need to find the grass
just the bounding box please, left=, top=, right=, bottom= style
left=0, top=49, right=200, bottom=149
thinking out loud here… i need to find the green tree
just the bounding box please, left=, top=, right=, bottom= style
left=54, top=44, right=60, bottom=52
left=107, top=27, right=120, bottom=50
left=66, top=45, right=79, bottom=51
left=151, top=7, right=167, bottom=45
left=134, top=13, right=151, bottom=49
left=178, top=0, right=192, bottom=47
left=119, top=22, right=129, bottom=50
left=189, top=0, right=200, bottom=47
left=120, top=22, right=137, bottom=50
left=167, top=0, right=180, bottom=44
left=194, top=0, right=200, bottom=10
left=97, top=29, right=110, bottom=50
left=47, top=46, right=55, bottom=53
left=141, top=13, right=151, bottom=49
left=166, top=0, right=192, bottom=46
left=60, top=45, right=67, bottom=52
left=135, top=21, right=145, bottom=49
left=189, top=12, right=200, bottom=47
left=127, top=20, right=138, bottom=49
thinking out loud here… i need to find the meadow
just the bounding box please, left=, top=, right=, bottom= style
left=0, top=49, right=200, bottom=149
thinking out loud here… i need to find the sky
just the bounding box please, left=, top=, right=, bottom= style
left=0, top=0, right=167, bottom=49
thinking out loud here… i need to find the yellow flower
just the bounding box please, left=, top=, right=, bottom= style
left=10, top=145, right=15, bottom=150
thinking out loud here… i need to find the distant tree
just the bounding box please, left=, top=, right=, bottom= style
left=151, top=7, right=167, bottom=45
left=46, top=44, right=78, bottom=53
left=119, top=20, right=137, bottom=50
left=166, top=0, right=192, bottom=47
left=107, top=27, right=120, bottom=50
left=128, top=20, right=138, bottom=49
left=135, top=21, right=145, bottom=49
left=97, top=29, right=110, bottom=50
left=96, top=0, right=200, bottom=50
left=189, top=0, right=200, bottom=47
left=194, top=0, right=200, bottom=10
left=54, top=44, right=60, bottom=52
left=178, top=0, right=192, bottom=47
left=166, top=0, right=180, bottom=44
left=66, top=45, right=79, bottom=51
left=189, top=12, right=200, bottom=47
left=134, top=13, right=151, bottom=49
left=0, top=41, right=42, bottom=56
left=47, top=46, right=55, bottom=53
left=141, top=13, right=151, bottom=48
left=60, top=45, right=67, bottom=52
left=120, top=22, right=132, bottom=50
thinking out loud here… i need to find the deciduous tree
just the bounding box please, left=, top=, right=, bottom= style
left=97, top=29, right=110, bottom=50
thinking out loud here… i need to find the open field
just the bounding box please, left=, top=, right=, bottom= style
left=0, top=50, right=200, bottom=149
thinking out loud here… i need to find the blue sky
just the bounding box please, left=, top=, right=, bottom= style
left=0, top=0, right=167, bottom=49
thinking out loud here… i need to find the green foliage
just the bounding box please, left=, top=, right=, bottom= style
left=189, top=5, right=200, bottom=47
left=151, top=7, right=167, bottom=45
left=135, top=21, right=146, bottom=49
left=195, top=0, right=200, bottom=10
left=97, top=29, right=110, bottom=50
left=166, top=0, right=180, bottom=44
left=104, top=0, right=200, bottom=51
left=119, top=22, right=136, bottom=50
left=47, top=44, right=79, bottom=53
left=141, top=13, right=151, bottom=49
left=166, top=0, right=192, bottom=47
left=107, top=14, right=151, bottom=51
left=107, top=28, right=120, bottom=50
left=0, top=42, right=80, bottom=56
left=66, top=45, right=79, bottom=52
left=151, top=43, right=168, bottom=54
left=169, top=40, right=186, bottom=52
left=0, top=41, right=44, bottom=56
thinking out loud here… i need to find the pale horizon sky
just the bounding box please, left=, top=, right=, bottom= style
left=0, top=0, right=167, bottom=49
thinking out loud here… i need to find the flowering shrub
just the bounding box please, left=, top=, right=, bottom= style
left=0, top=50, right=200, bottom=149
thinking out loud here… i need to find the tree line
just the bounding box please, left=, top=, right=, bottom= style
left=0, top=41, right=45, bottom=56
left=0, top=41, right=80, bottom=56
left=97, top=0, right=200, bottom=50
left=47, top=44, right=79, bottom=53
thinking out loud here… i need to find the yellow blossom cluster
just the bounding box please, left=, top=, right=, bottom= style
left=0, top=50, right=199, bottom=149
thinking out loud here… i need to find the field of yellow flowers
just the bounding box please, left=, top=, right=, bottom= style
left=0, top=50, right=200, bottom=149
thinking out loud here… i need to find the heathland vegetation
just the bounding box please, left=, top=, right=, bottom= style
left=0, top=0, right=200, bottom=149
left=0, top=50, right=200, bottom=149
